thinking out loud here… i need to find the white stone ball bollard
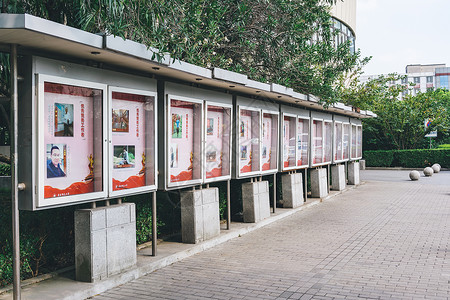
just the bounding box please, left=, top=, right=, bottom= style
left=409, top=170, right=420, bottom=181
left=423, top=167, right=433, bottom=177
left=432, top=163, right=441, bottom=173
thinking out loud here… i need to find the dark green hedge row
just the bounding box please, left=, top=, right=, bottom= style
left=363, top=149, right=450, bottom=168
left=0, top=164, right=10, bottom=176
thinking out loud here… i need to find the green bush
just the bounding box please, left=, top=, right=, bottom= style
left=0, top=164, right=10, bottom=176
left=363, top=150, right=395, bottom=167
left=363, top=149, right=450, bottom=168
left=438, top=144, right=450, bottom=149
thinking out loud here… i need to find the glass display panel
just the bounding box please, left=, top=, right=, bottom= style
left=357, top=125, right=363, bottom=158
left=239, top=109, right=260, bottom=174
left=282, top=115, right=296, bottom=169
left=324, top=121, right=332, bottom=163
left=351, top=124, right=357, bottom=159
left=334, top=122, right=343, bottom=161
left=262, top=113, right=279, bottom=171
left=343, top=123, right=350, bottom=160
left=297, top=118, right=309, bottom=167
left=169, top=98, right=202, bottom=183
left=312, top=120, right=323, bottom=164
left=205, top=105, right=231, bottom=179
left=111, top=91, right=155, bottom=192
left=43, top=82, right=103, bottom=199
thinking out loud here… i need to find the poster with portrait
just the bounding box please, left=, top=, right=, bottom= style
left=297, top=118, right=309, bottom=167
left=169, top=98, right=199, bottom=183
left=111, top=91, right=154, bottom=192
left=283, top=117, right=290, bottom=167
left=43, top=81, right=101, bottom=199
left=261, top=115, right=273, bottom=171
left=205, top=106, right=227, bottom=179
left=239, top=109, right=253, bottom=173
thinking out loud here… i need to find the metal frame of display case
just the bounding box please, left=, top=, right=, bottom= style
left=260, top=109, right=279, bottom=175
left=281, top=112, right=298, bottom=171
left=350, top=118, right=363, bottom=160
left=310, top=111, right=333, bottom=168
left=332, top=115, right=350, bottom=164
left=236, top=105, right=262, bottom=178
left=108, top=86, right=158, bottom=197
left=165, top=94, right=204, bottom=189
left=204, top=101, right=233, bottom=183
left=36, top=74, right=108, bottom=208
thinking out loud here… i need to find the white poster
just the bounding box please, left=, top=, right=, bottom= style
left=239, top=110, right=253, bottom=173
left=261, top=115, right=273, bottom=171
left=205, top=108, right=224, bottom=178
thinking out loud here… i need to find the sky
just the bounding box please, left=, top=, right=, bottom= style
left=356, top=0, right=450, bottom=76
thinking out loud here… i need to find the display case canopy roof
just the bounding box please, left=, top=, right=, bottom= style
left=0, top=13, right=375, bottom=119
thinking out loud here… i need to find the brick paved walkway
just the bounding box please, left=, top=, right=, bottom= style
left=93, top=171, right=450, bottom=300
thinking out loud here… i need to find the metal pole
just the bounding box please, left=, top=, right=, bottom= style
left=10, top=44, right=21, bottom=300
left=226, top=180, right=231, bottom=230
left=327, top=165, right=330, bottom=193
left=304, top=168, right=307, bottom=203
left=272, top=173, right=276, bottom=213
left=152, top=191, right=157, bottom=256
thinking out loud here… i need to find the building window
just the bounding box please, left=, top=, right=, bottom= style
left=439, top=75, right=449, bottom=89
left=413, top=77, right=420, bottom=84
left=426, top=76, right=433, bottom=83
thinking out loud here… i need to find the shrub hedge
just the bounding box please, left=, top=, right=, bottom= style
left=363, top=149, right=450, bottom=168
left=0, top=164, right=10, bottom=176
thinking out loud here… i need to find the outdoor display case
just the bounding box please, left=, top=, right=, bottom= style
left=238, top=106, right=261, bottom=176
left=166, top=95, right=203, bottom=188
left=282, top=113, right=297, bottom=170
left=204, top=102, right=232, bottom=183
left=310, top=111, right=333, bottom=167
left=37, top=74, right=108, bottom=208
left=333, top=115, right=350, bottom=164
left=350, top=118, right=363, bottom=160
left=261, top=111, right=279, bottom=174
left=343, top=123, right=350, bottom=161
left=296, top=117, right=310, bottom=168
left=233, top=96, right=279, bottom=178
left=18, top=56, right=159, bottom=210
left=109, top=87, right=157, bottom=197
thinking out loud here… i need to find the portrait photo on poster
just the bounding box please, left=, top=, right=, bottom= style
left=170, top=143, right=178, bottom=168
left=46, top=143, right=67, bottom=178
left=112, top=109, right=130, bottom=132
left=206, top=150, right=217, bottom=162
left=54, top=103, right=74, bottom=137
left=207, top=118, right=214, bottom=136
left=172, top=113, right=182, bottom=138
left=240, top=145, right=248, bottom=160
left=113, top=145, right=135, bottom=169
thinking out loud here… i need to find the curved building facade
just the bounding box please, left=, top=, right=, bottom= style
left=330, top=0, right=356, bottom=53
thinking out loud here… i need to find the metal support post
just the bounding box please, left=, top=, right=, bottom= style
left=10, top=44, right=21, bottom=300
left=226, top=180, right=231, bottom=230
left=152, top=191, right=157, bottom=256
left=304, top=168, right=308, bottom=203
left=327, top=165, right=330, bottom=193
left=272, top=173, right=276, bottom=213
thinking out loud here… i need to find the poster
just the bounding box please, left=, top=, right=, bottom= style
left=283, top=117, right=290, bottom=168
left=169, top=99, right=196, bottom=182
left=261, top=114, right=273, bottom=171
left=111, top=91, right=153, bottom=191
left=43, top=82, right=99, bottom=198
left=343, top=124, right=350, bottom=160
left=313, top=120, right=323, bottom=164
left=324, top=122, right=332, bottom=163
left=334, top=123, right=343, bottom=161
left=239, top=109, right=253, bottom=173
left=205, top=106, right=227, bottom=179
left=297, top=119, right=309, bottom=167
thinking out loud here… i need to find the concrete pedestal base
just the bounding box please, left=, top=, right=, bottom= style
left=75, top=203, right=136, bottom=283
left=348, top=161, right=360, bottom=185
left=242, top=181, right=270, bottom=223
left=360, top=159, right=366, bottom=170
left=311, top=168, right=328, bottom=198
left=331, top=165, right=346, bottom=191
left=181, top=188, right=220, bottom=244
left=281, top=173, right=303, bottom=208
